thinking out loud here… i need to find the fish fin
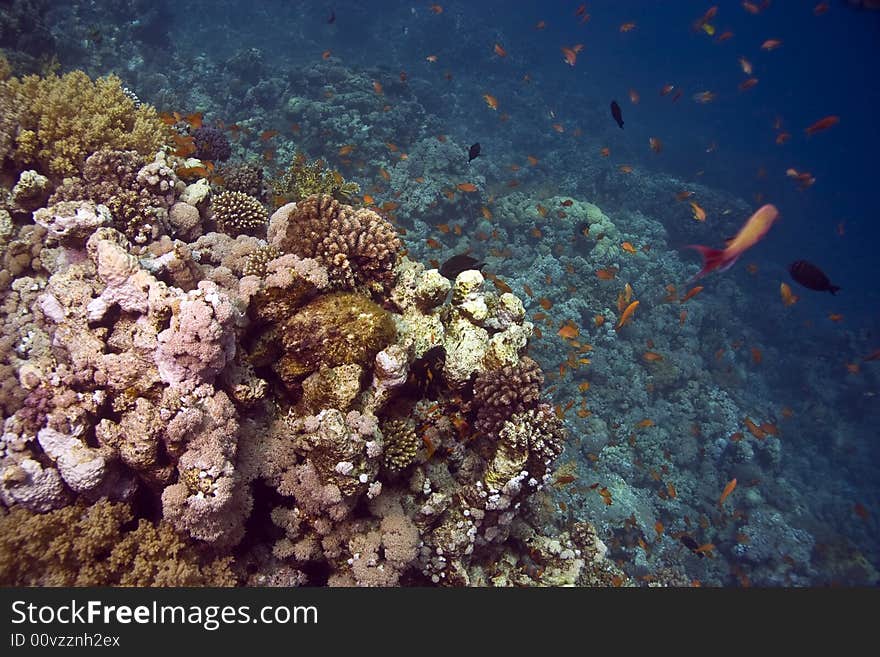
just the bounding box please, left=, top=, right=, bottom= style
left=685, top=244, right=728, bottom=280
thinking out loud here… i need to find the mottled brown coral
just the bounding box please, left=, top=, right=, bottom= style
left=473, top=356, right=545, bottom=436
left=0, top=501, right=236, bottom=586
left=269, top=194, right=401, bottom=291
left=2, top=70, right=171, bottom=177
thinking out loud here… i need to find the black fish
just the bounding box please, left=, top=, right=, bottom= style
left=439, top=254, right=484, bottom=280
left=327, top=9, right=336, bottom=23
left=789, top=260, right=840, bottom=294
left=679, top=535, right=705, bottom=558
left=468, top=143, right=481, bottom=162
left=610, top=100, right=624, bottom=129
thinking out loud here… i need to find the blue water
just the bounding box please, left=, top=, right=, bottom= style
left=8, top=0, right=879, bottom=585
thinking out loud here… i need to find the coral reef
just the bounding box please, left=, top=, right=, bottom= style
left=268, top=194, right=401, bottom=291
left=192, top=125, right=231, bottom=163
left=210, top=190, right=268, bottom=237
left=269, top=151, right=359, bottom=203
left=0, top=70, right=171, bottom=177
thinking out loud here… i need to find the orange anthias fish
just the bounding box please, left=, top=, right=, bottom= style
left=649, top=137, right=662, bottom=153
left=620, top=22, right=637, bottom=32
left=685, top=204, right=779, bottom=280
left=456, top=182, right=478, bottom=192
left=629, top=88, right=640, bottom=104
left=805, top=115, right=839, bottom=136
left=616, top=300, right=640, bottom=330
left=483, top=93, right=499, bottom=110
left=561, top=44, right=583, bottom=66
left=690, top=200, right=707, bottom=222
left=739, top=57, right=753, bottom=75
left=372, top=80, right=384, bottom=95
left=718, top=478, right=738, bottom=507
left=680, top=286, right=704, bottom=303
left=761, top=39, right=782, bottom=50
left=780, top=282, right=799, bottom=306
left=494, top=43, right=508, bottom=57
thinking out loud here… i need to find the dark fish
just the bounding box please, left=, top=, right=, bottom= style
left=327, top=9, right=336, bottom=23
left=610, top=100, right=624, bottom=129
left=468, top=143, right=481, bottom=162
left=679, top=535, right=705, bottom=558
left=440, top=254, right=484, bottom=279
left=788, top=260, right=840, bottom=294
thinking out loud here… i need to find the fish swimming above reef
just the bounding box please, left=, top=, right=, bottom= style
left=439, top=253, right=484, bottom=279
left=468, top=143, right=481, bottom=162
left=788, top=260, right=840, bottom=294
left=610, top=100, right=624, bottom=129
left=685, top=204, right=779, bottom=281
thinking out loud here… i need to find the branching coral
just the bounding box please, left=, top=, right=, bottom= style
left=269, top=151, right=359, bottom=203
left=268, top=195, right=401, bottom=290
left=1, top=70, right=171, bottom=177
left=211, top=190, right=268, bottom=237
left=473, top=356, right=545, bottom=436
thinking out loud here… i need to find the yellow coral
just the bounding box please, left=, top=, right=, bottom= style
left=3, top=70, right=172, bottom=177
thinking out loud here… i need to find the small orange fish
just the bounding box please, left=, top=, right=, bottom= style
left=535, top=20, right=546, bottom=29
left=362, top=194, right=375, bottom=205
left=596, top=267, right=617, bottom=280
left=372, top=80, right=384, bottom=95
left=667, top=483, right=677, bottom=499
left=660, top=83, right=675, bottom=96
left=738, top=77, right=759, bottom=91
left=780, top=282, right=799, bottom=306
left=456, top=182, right=478, bottom=192
left=716, top=31, right=734, bottom=42
left=692, top=91, right=716, bottom=104
left=260, top=129, right=279, bottom=142
left=636, top=419, right=654, bottom=429
left=739, top=57, right=753, bottom=75
left=675, top=190, right=695, bottom=202
left=730, top=432, right=744, bottom=442
left=828, top=313, right=844, bottom=323
left=718, top=478, right=737, bottom=507
left=649, top=137, right=662, bottom=153
left=679, top=310, right=688, bottom=325
left=690, top=200, right=707, bottom=222
left=805, top=115, right=839, bottom=136
left=425, top=54, right=438, bottom=62
left=338, top=144, right=356, bottom=156
left=552, top=123, right=565, bottom=133
left=845, top=362, right=860, bottom=375
left=744, top=417, right=767, bottom=440
left=536, top=204, right=548, bottom=218
left=621, top=241, right=637, bottom=254
left=494, top=43, right=507, bottom=57
left=184, top=112, right=203, bottom=129
left=159, top=111, right=181, bottom=126
left=594, top=314, right=605, bottom=327
left=619, top=165, right=633, bottom=174
left=643, top=351, right=663, bottom=362
left=480, top=206, right=493, bottom=220
left=429, top=3, right=443, bottom=14
left=557, top=321, right=579, bottom=340
left=600, top=147, right=611, bottom=157
left=561, top=46, right=579, bottom=67
left=322, top=49, right=332, bottom=60
left=482, top=93, right=499, bottom=110
left=742, top=1, right=761, bottom=13
left=425, top=238, right=442, bottom=249
left=379, top=168, right=391, bottom=181
left=776, top=132, right=791, bottom=145
left=616, top=300, right=640, bottom=330
left=814, top=2, right=830, bottom=15
left=538, top=297, right=553, bottom=311
left=620, top=22, right=636, bottom=32
left=680, top=286, right=704, bottom=303
left=761, top=39, right=782, bottom=51
left=629, top=88, right=640, bottom=104
left=655, top=521, right=664, bottom=537
left=751, top=347, right=762, bottom=364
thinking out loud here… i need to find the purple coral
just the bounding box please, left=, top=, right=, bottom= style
left=192, top=126, right=231, bottom=162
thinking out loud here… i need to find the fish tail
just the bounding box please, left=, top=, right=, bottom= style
left=685, top=244, right=729, bottom=280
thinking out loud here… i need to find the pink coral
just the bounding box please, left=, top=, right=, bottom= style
left=154, top=281, right=238, bottom=387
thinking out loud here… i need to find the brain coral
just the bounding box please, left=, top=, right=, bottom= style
left=1, top=70, right=171, bottom=177
left=268, top=194, right=401, bottom=291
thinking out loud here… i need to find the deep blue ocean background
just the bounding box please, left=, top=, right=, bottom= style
left=6, top=0, right=879, bottom=585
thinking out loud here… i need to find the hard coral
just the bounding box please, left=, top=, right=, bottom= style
left=268, top=194, right=401, bottom=291
left=211, top=190, right=268, bottom=237
left=2, top=70, right=171, bottom=177
left=192, top=125, right=231, bottom=163
left=269, top=151, right=359, bottom=203
left=267, top=291, right=396, bottom=385
left=473, top=356, right=545, bottom=436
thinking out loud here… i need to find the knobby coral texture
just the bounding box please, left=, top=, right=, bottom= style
left=0, top=67, right=624, bottom=587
